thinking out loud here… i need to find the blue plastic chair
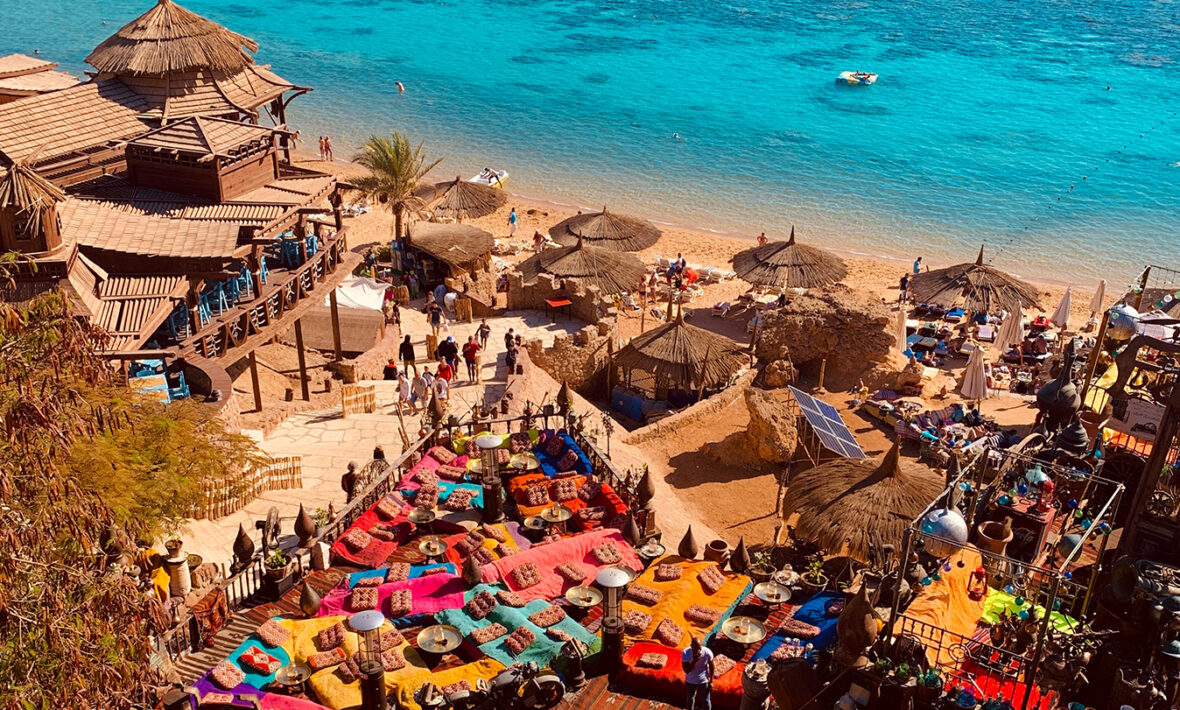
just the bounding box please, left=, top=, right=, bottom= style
left=306, top=233, right=318, bottom=256
left=280, top=239, right=301, bottom=268
left=166, top=305, right=190, bottom=339
left=237, top=267, right=254, bottom=299
left=258, top=255, right=269, bottom=284
left=167, top=372, right=190, bottom=401
left=197, top=293, right=213, bottom=327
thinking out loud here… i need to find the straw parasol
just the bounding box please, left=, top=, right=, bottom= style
left=406, top=222, right=493, bottom=269
left=910, top=246, right=1040, bottom=314
left=549, top=206, right=661, bottom=252
left=515, top=235, right=647, bottom=295
left=423, top=176, right=506, bottom=221
left=1089, top=280, right=1106, bottom=317
left=960, top=347, right=990, bottom=400
left=1050, top=286, right=1072, bottom=330
left=732, top=226, right=848, bottom=290
left=85, top=0, right=258, bottom=76
left=0, top=161, right=66, bottom=234
left=614, top=312, right=746, bottom=390
left=781, top=442, right=944, bottom=563
left=995, top=302, right=1025, bottom=352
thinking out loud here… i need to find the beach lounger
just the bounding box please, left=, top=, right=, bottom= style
left=976, top=325, right=995, bottom=342
left=657, top=257, right=672, bottom=270
left=944, top=307, right=965, bottom=323
left=712, top=301, right=730, bottom=317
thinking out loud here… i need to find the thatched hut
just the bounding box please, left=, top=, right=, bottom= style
left=614, top=313, right=746, bottom=402
left=910, top=246, right=1040, bottom=314
left=549, top=206, right=660, bottom=252
left=732, top=226, right=847, bottom=290
left=0, top=161, right=66, bottom=254
left=423, top=176, right=506, bottom=221
left=406, top=221, right=493, bottom=283
left=515, top=236, right=646, bottom=295
left=782, top=442, right=943, bottom=564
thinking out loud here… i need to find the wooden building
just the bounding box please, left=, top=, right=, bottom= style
left=0, top=54, right=78, bottom=104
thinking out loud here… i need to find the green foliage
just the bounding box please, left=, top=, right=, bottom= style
left=750, top=550, right=773, bottom=569
left=312, top=507, right=332, bottom=527
left=265, top=550, right=291, bottom=569
left=806, top=560, right=825, bottom=580
left=351, top=132, right=441, bottom=240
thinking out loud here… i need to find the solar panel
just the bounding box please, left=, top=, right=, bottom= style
left=789, top=386, right=866, bottom=459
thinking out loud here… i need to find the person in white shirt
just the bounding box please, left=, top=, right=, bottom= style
left=397, top=371, right=414, bottom=414
left=431, top=374, right=449, bottom=406
left=681, top=636, right=714, bottom=709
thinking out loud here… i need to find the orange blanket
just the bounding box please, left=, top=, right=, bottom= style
left=897, top=545, right=986, bottom=667
left=621, top=555, right=752, bottom=650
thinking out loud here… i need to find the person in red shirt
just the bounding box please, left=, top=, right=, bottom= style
left=462, top=336, right=482, bottom=383
left=435, top=358, right=453, bottom=383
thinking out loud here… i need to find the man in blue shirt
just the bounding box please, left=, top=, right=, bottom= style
left=681, top=636, right=714, bottom=709
left=913, top=256, right=922, bottom=275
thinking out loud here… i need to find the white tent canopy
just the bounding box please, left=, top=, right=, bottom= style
left=325, top=275, right=386, bottom=311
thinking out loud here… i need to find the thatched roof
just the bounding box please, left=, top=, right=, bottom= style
left=732, top=226, right=848, bottom=289
left=615, top=313, right=746, bottom=389
left=0, top=161, right=66, bottom=212
left=407, top=222, right=493, bottom=268
left=782, top=443, right=944, bottom=564
left=515, top=236, right=647, bottom=295
left=86, top=0, right=258, bottom=76
left=549, top=206, right=660, bottom=252
left=423, top=177, right=506, bottom=221
left=910, top=246, right=1041, bottom=313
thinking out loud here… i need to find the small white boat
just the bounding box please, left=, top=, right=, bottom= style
left=836, top=71, right=877, bottom=86
left=469, top=168, right=509, bottom=188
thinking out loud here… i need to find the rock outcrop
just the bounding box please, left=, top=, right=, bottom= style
left=754, top=286, right=894, bottom=390
left=762, top=358, right=799, bottom=388
left=743, top=387, right=798, bottom=464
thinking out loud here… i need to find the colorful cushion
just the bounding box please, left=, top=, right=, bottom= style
left=470, top=623, right=508, bottom=644
left=438, top=464, right=467, bottom=481
left=337, top=654, right=363, bottom=683
left=624, top=610, right=652, bottom=634
left=655, top=618, right=685, bottom=646
left=386, top=563, right=410, bottom=582
left=556, top=562, right=589, bottom=584
left=349, top=587, right=379, bottom=611
left=355, top=576, right=384, bottom=588
left=781, top=617, right=822, bottom=639
left=698, top=565, right=726, bottom=595
left=369, top=523, right=400, bottom=542
left=256, top=619, right=290, bottom=646
left=546, top=628, right=573, bottom=643
left=684, top=605, right=721, bottom=627
left=497, top=589, right=526, bottom=607
left=552, top=479, right=579, bottom=502
left=713, top=654, right=737, bottom=679
left=480, top=524, right=507, bottom=543
left=454, top=530, right=486, bottom=556
left=578, top=481, right=603, bottom=502
left=495, top=449, right=511, bottom=465
left=209, top=661, right=245, bottom=690
left=240, top=645, right=282, bottom=675
left=464, top=590, right=498, bottom=620
left=592, top=542, right=623, bottom=565
left=770, top=643, right=806, bottom=662
left=544, top=435, right=566, bottom=457
left=388, top=589, right=413, bottom=617
left=415, top=485, right=439, bottom=509
left=470, top=546, right=495, bottom=566
left=444, top=488, right=477, bottom=511
left=318, top=622, right=346, bottom=651
left=428, top=445, right=457, bottom=464
left=494, top=543, right=516, bottom=558
left=375, top=497, right=402, bottom=520
left=509, top=562, right=542, bottom=589
left=528, top=605, right=567, bottom=628
left=414, top=470, right=439, bottom=487
left=464, top=438, right=481, bottom=457
left=626, top=583, right=663, bottom=606
left=307, top=647, right=347, bottom=671
left=443, top=680, right=473, bottom=697
left=654, top=564, right=682, bottom=582
left=577, top=506, right=607, bottom=522
left=381, top=628, right=404, bottom=650
left=382, top=648, right=407, bottom=672
left=509, top=433, right=531, bottom=454
left=341, top=527, right=374, bottom=552
left=637, top=652, right=666, bottom=669
left=505, top=627, right=536, bottom=656
left=199, top=693, right=235, bottom=705
left=524, top=485, right=550, bottom=507
left=557, top=450, right=580, bottom=472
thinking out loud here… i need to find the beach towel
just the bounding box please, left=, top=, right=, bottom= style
left=535, top=431, right=591, bottom=477
left=752, top=591, right=843, bottom=662
left=441, top=522, right=529, bottom=567
left=346, top=562, right=456, bottom=587
left=318, top=572, right=466, bottom=620
left=480, top=529, right=642, bottom=603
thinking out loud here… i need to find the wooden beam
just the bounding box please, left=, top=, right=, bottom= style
left=294, top=318, right=310, bottom=401
left=329, top=288, right=343, bottom=361
left=249, top=349, right=263, bottom=413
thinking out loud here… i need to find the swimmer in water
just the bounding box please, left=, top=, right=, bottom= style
left=396, top=81, right=405, bottom=93
left=673, top=133, right=681, bottom=140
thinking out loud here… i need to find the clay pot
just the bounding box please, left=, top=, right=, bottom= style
left=976, top=521, right=1014, bottom=556
left=748, top=564, right=775, bottom=584
left=705, top=539, right=730, bottom=564
left=801, top=573, right=829, bottom=596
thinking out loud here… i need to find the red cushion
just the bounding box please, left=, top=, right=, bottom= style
left=619, top=642, right=744, bottom=710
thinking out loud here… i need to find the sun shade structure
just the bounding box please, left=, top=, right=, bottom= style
left=515, top=236, right=647, bottom=295
left=549, top=206, right=661, bottom=252
left=614, top=312, right=746, bottom=391
left=86, top=0, right=259, bottom=76
left=732, top=226, right=848, bottom=290
left=910, top=245, right=1041, bottom=314
left=424, top=176, right=507, bottom=221
left=0, top=161, right=66, bottom=212
left=406, top=222, right=494, bottom=270
left=782, top=442, right=944, bottom=563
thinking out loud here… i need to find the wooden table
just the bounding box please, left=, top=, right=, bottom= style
left=545, top=298, right=572, bottom=322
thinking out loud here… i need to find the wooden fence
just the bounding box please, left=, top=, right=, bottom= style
left=191, top=455, right=303, bottom=520
left=341, top=384, right=377, bottom=417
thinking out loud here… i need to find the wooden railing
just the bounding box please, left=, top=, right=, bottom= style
left=178, top=227, right=348, bottom=361
left=191, top=455, right=303, bottom=520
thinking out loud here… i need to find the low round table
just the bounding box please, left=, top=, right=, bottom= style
left=418, top=535, right=449, bottom=563
left=721, top=616, right=767, bottom=646
left=540, top=503, right=573, bottom=533
left=753, top=581, right=792, bottom=609
left=274, top=663, right=311, bottom=696
left=417, top=624, right=462, bottom=655
left=565, top=585, right=603, bottom=611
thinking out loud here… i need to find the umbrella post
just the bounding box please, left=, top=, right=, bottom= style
left=1080, top=310, right=1110, bottom=398
left=817, top=359, right=826, bottom=391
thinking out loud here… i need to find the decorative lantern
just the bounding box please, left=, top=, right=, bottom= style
left=1036, top=477, right=1055, bottom=514
left=350, top=610, right=387, bottom=710
left=919, top=508, right=969, bottom=558
left=1106, top=303, right=1140, bottom=341
left=967, top=566, right=987, bottom=602
left=475, top=434, right=505, bottom=523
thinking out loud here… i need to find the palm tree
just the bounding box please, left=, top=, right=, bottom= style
left=352, top=132, right=442, bottom=244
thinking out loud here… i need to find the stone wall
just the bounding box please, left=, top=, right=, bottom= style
left=505, top=272, right=616, bottom=327
left=620, top=369, right=757, bottom=446
left=446, top=267, right=499, bottom=316
left=525, top=322, right=615, bottom=397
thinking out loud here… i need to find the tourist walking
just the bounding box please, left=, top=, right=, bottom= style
left=462, top=336, right=482, bottom=383
left=477, top=318, right=492, bottom=348
left=638, top=277, right=648, bottom=305
left=427, top=299, right=445, bottom=337
left=504, top=327, right=516, bottom=351
left=382, top=358, right=398, bottom=380
left=508, top=207, right=518, bottom=236
left=323, top=136, right=334, bottom=161
left=436, top=358, right=454, bottom=383
left=412, top=368, right=430, bottom=409
left=399, top=335, right=417, bottom=376
left=397, top=370, right=414, bottom=414
left=681, top=636, right=714, bottom=710
left=899, top=274, right=910, bottom=304
left=318, top=136, right=326, bottom=161
left=505, top=344, right=518, bottom=373
left=437, top=336, right=459, bottom=372
left=431, top=369, right=450, bottom=405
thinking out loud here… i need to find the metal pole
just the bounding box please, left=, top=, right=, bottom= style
left=882, top=526, right=914, bottom=654
left=1081, top=310, right=1110, bottom=397
left=329, top=288, right=343, bottom=361
left=1022, top=575, right=1060, bottom=710
left=294, top=318, right=310, bottom=401
left=1133, top=266, right=1152, bottom=312
left=249, top=349, right=263, bottom=412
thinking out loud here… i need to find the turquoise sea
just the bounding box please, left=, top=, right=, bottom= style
left=8, top=0, right=1180, bottom=284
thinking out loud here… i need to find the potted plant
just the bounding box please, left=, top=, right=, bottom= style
left=312, top=507, right=332, bottom=528
left=893, top=663, right=916, bottom=688
left=917, top=668, right=942, bottom=702
left=265, top=550, right=293, bottom=580
left=801, top=560, right=828, bottom=595
left=748, top=551, right=775, bottom=583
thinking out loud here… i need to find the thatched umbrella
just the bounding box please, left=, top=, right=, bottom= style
left=549, top=206, right=661, bottom=252
left=909, top=246, right=1040, bottom=314
left=614, top=312, right=746, bottom=391
left=782, top=442, right=944, bottom=564
left=732, top=226, right=848, bottom=290
left=85, top=0, right=258, bottom=76
left=406, top=222, right=493, bottom=270
left=423, top=176, right=506, bottom=221
left=0, top=161, right=66, bottom=235
left=515, top=236, right=647, bottom=295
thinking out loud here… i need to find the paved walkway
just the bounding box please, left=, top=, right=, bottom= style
left=181, top=308, right=583, bottom=566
